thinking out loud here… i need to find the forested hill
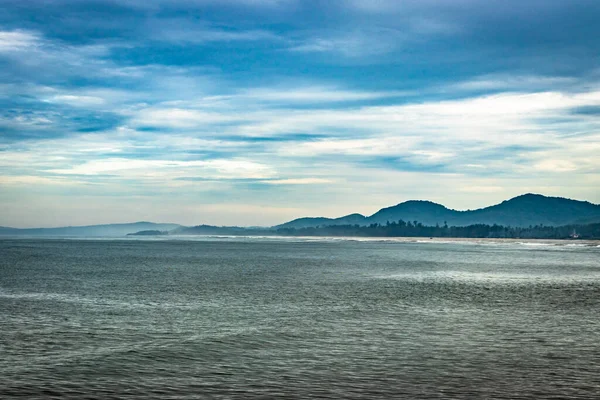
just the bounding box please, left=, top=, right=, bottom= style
left=276, top=194, right=600, bottom=229
left=275, top=221, right=600, bottom=240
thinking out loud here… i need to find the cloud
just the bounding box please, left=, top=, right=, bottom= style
left=533, top=159, right=578, bottom=173
left=0, top=30, right=39, bottom=51
left=450, top=74, right=578, bottom=92
left=234, top=86, right=407, bottom=103
left=288, top=29, right=403, bottom=58
left=46, top=158, right=276, bottom=180
left=264, top=178, right=332, bottom=185
left=0, top=29, right=133, bottom=90
left=218, top=90, right=600, bottom=144
left=130, top=108, right=242, bottom=128
left=151, top=23, right=282, bottom=44
left=0, top=175, right=79, bottom=186
left=48, top=95, right=106, bottom=106
left=7, top=85, right=597, bottom=187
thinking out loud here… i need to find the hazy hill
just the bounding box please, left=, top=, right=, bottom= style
left=276, top=194, right=600, bottom=229
left=171, top=225, right=248, bottom=235
left=276, top=213, right=367, bottom=230
left=0, top=222, right=181, bottom=237
left=171, top=225, right=274, bottom=236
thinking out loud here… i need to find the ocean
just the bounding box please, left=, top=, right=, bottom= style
left=1, top=237, right=599, bottom=398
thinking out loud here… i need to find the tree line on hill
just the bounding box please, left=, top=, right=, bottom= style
left=274, top=220, right=600, bottom=239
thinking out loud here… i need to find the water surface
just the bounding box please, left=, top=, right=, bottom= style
left=1, top=237, right=599, bottom=398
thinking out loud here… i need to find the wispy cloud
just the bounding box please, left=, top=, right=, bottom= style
left=450, top=74, right=578, bottom=92
left=130, top=108, right=243, bottom=128
left=47, top=158, right=276, bottom=179
left=264, top=178, right=332, bottom=185
left=150, top=21, right=283, bottom=44
left=0, top=30, right=40, bottom=51
left=234, top=85, right=407, bottom=103
left=288, top=29, right=404, bottom=58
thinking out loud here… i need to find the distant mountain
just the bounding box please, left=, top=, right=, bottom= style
left=275, top=194, right=600, bottom=229
left=0, top=222, right=182, bottom=237
left=172, top=225, right=271, bottom=236
left=368, top=200, right=454, bottom=227
left=276, top=213, right=367, bottom=230
left=456, top=194, right=600, bottom=227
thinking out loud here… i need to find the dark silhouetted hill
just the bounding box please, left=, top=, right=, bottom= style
left=275, top=194, right=600, bottom=228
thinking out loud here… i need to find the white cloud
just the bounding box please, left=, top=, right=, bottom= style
left=411, top=150, right=455, bottom=162
left=0, top=29, right=136, bottom=86
left=48, top=94, right=106, bottom=106
left=264, top=178, right=332, bottom=185
left=533, top=159, right=578, bottom=173
left=0, top=30, right=39, bottom=51
left=451, top=74, right=577, bottom=92
left=235, top=86, right=407, bottom=103
left=0, top=175, right=78, bottom=186
left=130, top=108, right=243, bottom=128
left=234, top=89, right=600, bottom=143
left=288, top=29, right=404, bottom=57
left=47, top=158, right=276, bottom=180
left=279, top=137, right=419, bottom=157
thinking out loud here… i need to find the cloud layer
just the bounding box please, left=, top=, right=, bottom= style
left=1, top=0, right=599, bottom=227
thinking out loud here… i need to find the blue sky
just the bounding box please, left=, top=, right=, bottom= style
left=1, top=0, right=599, bottom=227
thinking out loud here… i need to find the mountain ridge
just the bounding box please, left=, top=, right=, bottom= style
left=276, top=194, right=600, bottom=229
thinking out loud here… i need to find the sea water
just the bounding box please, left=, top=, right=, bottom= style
left=1, top=237, right=599, bottom=398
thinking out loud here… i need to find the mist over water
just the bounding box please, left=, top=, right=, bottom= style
left=1, top=238, right=600, bottom=398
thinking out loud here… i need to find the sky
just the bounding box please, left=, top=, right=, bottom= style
left=1, top=0, right=600, bottom=228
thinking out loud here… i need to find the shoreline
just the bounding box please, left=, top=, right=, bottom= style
left=2, top=235, right=598, bottom=247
